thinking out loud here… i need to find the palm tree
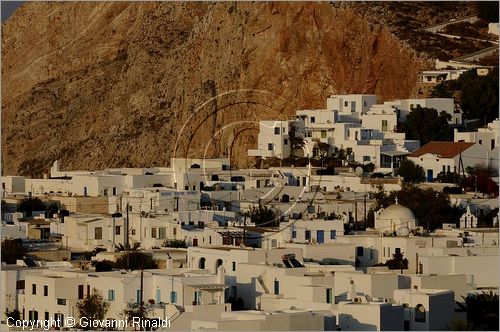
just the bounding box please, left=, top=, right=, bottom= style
left=456, top=291, right=499, bottom=330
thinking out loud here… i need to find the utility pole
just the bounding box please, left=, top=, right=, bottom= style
left=242, top=214, right=247, bottom=246
left=139, top=266, right=144, bottom=319
left=126, top=202, right=130, bottom=270
left=363, top=194, right=367, bottom=224
left=354, top=199, right=358, bottom=232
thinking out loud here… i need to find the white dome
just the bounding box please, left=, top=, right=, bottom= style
left=378, top=202, right=415, bottom=221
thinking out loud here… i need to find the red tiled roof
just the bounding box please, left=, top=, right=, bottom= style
left=409, top=141, right=475, bottom=158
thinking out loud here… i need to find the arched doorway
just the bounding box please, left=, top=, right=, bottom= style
left=198, top=257, right=206, bottom=269
left=215, top=259, right=223, bottom=271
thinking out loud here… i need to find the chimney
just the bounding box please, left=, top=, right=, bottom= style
left=349, top=279, right=356, bottom=300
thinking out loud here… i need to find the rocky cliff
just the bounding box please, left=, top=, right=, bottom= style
left=2, top=2, right=425, bottom=176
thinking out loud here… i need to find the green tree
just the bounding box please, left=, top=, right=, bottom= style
left=385, top=251, right=408, bottom=272
left=476, top=1, right=499, bottom=22
left=113, top=252, right=157, bottom=270
left=162, top=239, right=187, bottom=248
left=430, top=83, right=453, bottom=98
left=16, top=197, right=46, bottom=217
left=289, top=121, right=305, bottom=157
left=76, top=289, right=109, bottom=330
left=400, top=106, right=453, bottom=145
left=397, top=160, right=425, bottom=183
left=1, top=239, right=26, bottom=264
left=121, top=303, right=154, bottom=331
left=249, top=203, right=279, bottom=227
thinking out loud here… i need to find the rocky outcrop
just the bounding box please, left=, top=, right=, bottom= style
left=2, top=2, right=425, bottom=176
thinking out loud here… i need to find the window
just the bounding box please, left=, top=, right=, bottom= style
left=274, top=279, right=280, bottom=295
left=326, top=288, right=332, bottom=304
left=344, top=101, right=348, bottom=107
left=307, top=131, right=312, bottom=138
left=159, top=228, right=166, bottom=240
left=491, top=139, right=495, bottom=150
left=346, top=148, right=352, bottom=155
left=108, top=290, right=115, bottom=301
left=57, top=298, right=67, bottom=305
left=78, top=285, right=84, bottom=299
left=447, top=165, right=450, bottom=172
left=351, top=101, right=356, bottom=112
left=363, top=156, right=371, bottom=162
left=321, top=130, right=327, bottom=139
left=382, top=120, right=388, bottom=132
left=32, top=284, right=36, bottom=295
left=271, top=239, right=277, bottom=247
left=232, top=262, right=236, bottom=271
left=112, top=187, right=117, bottom=196
left=292, top=230, right=297, bottom=239
left=363, top=100, right=367, bottom=107
left=94, top=227, right=102, bottom=240
left=284, top=138, right=288, bottom=145
left=173, top=228, right=177, bottom=236
left=311, top=117, right=316, bottom=123
left=415, top=304, right=426, bottom=322
left=317, top=230, right=324, bottom=244
left=356, top=246, right=364, bottom=256
left=16, top=280, right=25, bottom=290
left=274, top=127, right=281, bottom=135
left=170, top=291, right=177, bottom=303
left=44, top=285, right=48, bottom=296
left=330, top=230, right=336, bottom=239
left=151, top=228, right=157, bottom=239
left=184, top=185, right=189, bottom=190
left=115, top=226, right=121, bottom=235
left=479, top=139, right=482, bottom=145
left=45, top=312, right=49, bottom=321
left=268, top=143, right=274, bottom=151
left=305, top=230, right=311, bottom=240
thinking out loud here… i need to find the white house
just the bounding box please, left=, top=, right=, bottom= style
left=248, top=120, right=304, bottom=159
left=408, top=141, right=481, bottom=181
left=454, top=119, right=499, bottom=171
left=336, top=300, right=404, bottom=331
left=393, top=288, right=455, bottom=331
left=385, top=98, right=461, bottom=125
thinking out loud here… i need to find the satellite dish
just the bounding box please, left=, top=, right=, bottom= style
left=365, top=294, right=373, bottom=302
left=355, top=167, right=363, bottom=175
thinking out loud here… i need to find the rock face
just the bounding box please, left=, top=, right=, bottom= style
left=2, top=2, right=424, bottom=176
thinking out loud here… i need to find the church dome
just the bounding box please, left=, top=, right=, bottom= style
left=378, top=200, right=415, bottom=221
